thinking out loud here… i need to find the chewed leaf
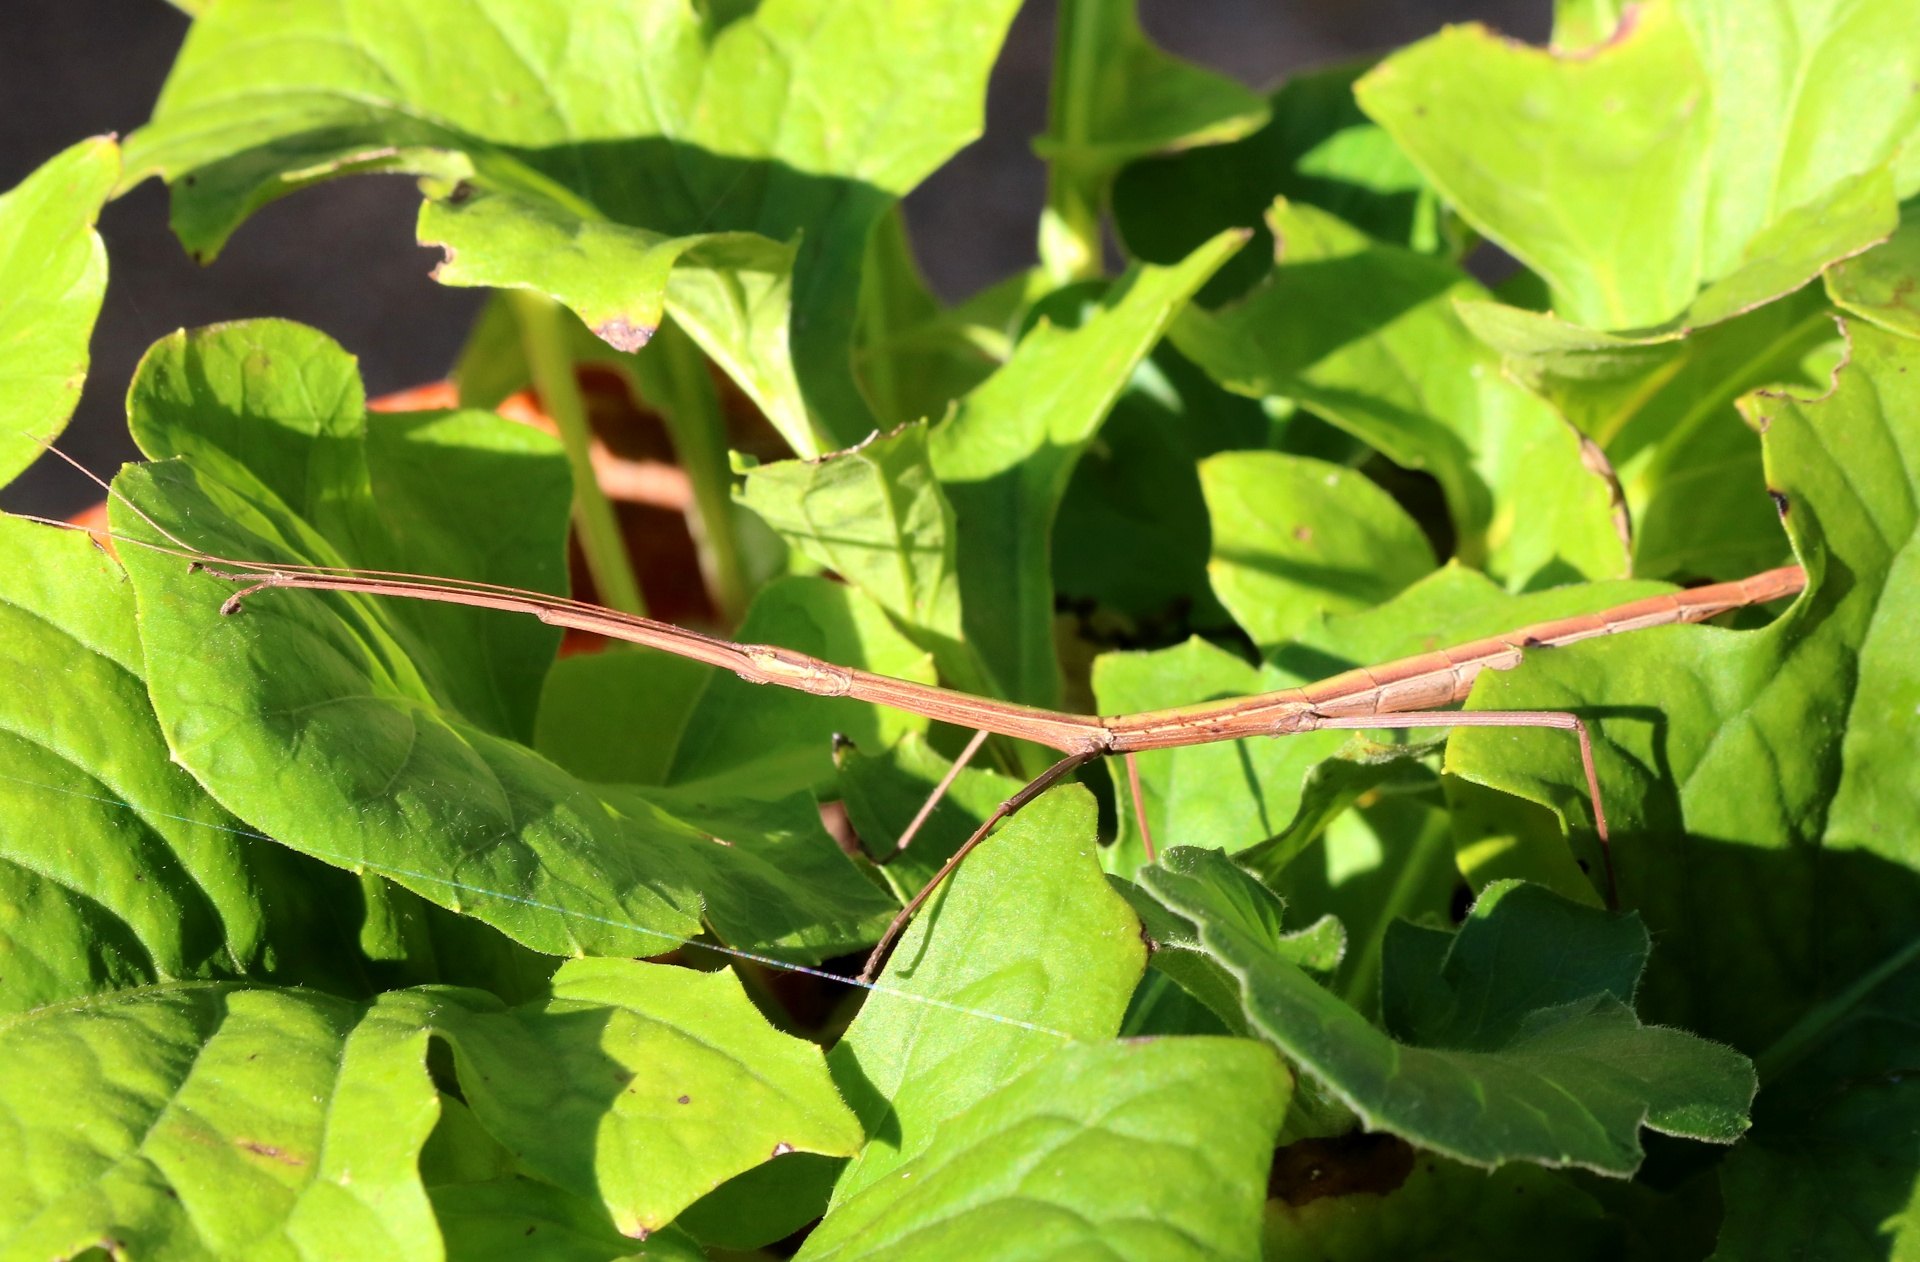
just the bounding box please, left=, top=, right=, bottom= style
left=1141, top=861, right=1756, bottom=1173
left=124, top=0, right=1026, bottom=453
left=0, top=136, right=116, bottom=489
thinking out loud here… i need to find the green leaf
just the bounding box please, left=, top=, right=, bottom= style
left=676, top=1151, right=845, bottom=1252
left=1173, top=200, right=1631, bottom=586
left=738, top=424, right=970, bottom=683
left=1447, top=319, right=1920, bottom=1054
left=0, top=136, right=116, bottom=489
left=799, top=1036, right=1289, bottom=1262
left=1461, top=285, right=1836, bottom=582
left=0, top=516, right=385, bottom=1011
left=434, top=1177, right=707, bottom=1262
left=1113, top=849, right=1345, bottom=1038
left=534, top=647, right=713, bottom=788
left=1357, top=1, right=1915, bottom=330
left=0, top=983, right=443, bottom=1259
left=827, top=785, right=1145, bottom=1200
left=927, top=232, right=1242, bottom=709
left=124, top=0, right=1024, bottom=454
left=112, top=320, right=885, bottom=962
left=1826, top=198, right=1920, bottom=340
left=1201, top=449, right=1436, bottom=648
left=1143, top=855, right=1755, bottom=1173
left=427, top=957, right=864, bottom=1239
left=1263, top=1144, right=1632, bottom=1262
left=1112, top=62, right=1442, bottom=307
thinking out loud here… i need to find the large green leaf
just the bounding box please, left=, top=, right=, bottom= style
left=926, top=232, right=1242, bottom=709
left=1201, top=448, right=1436, bottom=648
left=0, top=515, right=387, bottom=1012
left=827, top=785, right=1145, bottom=1202
left=1143, top=852, right=1755, bottom=1173
left=1112, top=62, right=1442, bottom=307
left=123, top=0, right=1024, bottom=453
left=0, top=136, right=116, bottom=489
left=1449, top=319, right=1920, bottom=1058
left=1461, top=286, right=1837, bottom=582
left=1357, top=0, right=1916, bottom=331
left=0, top=983, right=443, bottom=1260
left=1174, top=200, right=1630, bottom=586
left=427, top=957, right=863, bottom=1239
left=112, top=320, right=887, bottom=962
left=799, top=1037, right=1289, bottom=1262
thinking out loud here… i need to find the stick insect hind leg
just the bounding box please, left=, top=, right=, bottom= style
left=1303, top=710, right=1616, bottom=909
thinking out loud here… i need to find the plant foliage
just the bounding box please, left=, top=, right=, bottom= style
left=3, top=0, right=1918, bottom=1257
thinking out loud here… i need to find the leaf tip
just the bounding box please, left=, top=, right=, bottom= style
left=594, top=317, right=656, bottom=352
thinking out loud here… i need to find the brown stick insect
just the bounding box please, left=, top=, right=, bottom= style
left=30, top=454, right=1808, bottom=982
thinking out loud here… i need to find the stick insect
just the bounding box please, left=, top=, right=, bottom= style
left=29, top=455, right=1809, bottom=983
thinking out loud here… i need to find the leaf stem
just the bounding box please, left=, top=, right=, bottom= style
left=507, top=289, right=648, bottom=617
left=1039, top=0, right=1107, bottom=285
left=632, top=318, right=749, bottom=624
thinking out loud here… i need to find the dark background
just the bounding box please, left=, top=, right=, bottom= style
left=1, top=0, right=1548, bottom=518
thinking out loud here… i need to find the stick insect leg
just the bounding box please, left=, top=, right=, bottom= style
left=1124, top=751, right=1156, bottom=863
left=858, top=749, right=1099, bottom=984
left=1305, top=711, right=1616, bottom=910
left=881, top=728, right=992, bottom=863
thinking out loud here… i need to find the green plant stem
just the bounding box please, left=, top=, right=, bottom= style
left=507, top=288, right=648, bottom=617
left=1754, top=933, right=1920, bottom=1085
left=1038, top=0, right=1108, bottom=285
left=633, top=318, right=749, bottom=625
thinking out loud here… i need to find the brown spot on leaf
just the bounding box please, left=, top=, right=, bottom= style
left=594, top=318, right=655, bottom=352
left=237, top=1140, right=306, bottom=1166
left=1293, top=524, right=1313, bottom=543
left=1769, top=489, right=1790, bottom=519
left=678, top=1094, right=691, bottom=1105
left=1269, top=1132, right=1414, bottom=1206
left=772, top=1141, right=796, bottom=1157
left=447, top=180, right=477, bottom=205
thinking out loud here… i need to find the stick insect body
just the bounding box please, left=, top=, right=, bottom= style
left=197, top=555, right=1806, bottom=979
left=30, top=451, right=1807, bottom=984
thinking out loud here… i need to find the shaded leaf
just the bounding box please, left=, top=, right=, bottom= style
left=835, top=730, right=1025, bottom=901
left=1174, top=200, right=1630, bottom=585
left=124, top=0, right=1025, bottom=453
left=827, top=785, right=1145, bottom=1201
left=0, top=136, right=116, bottom=489
left=799, top=1037, right=1289, bottom=1262
left=1146, top=856, right=1754, bottom=1172
left=1358, top=1, right=1914, bottom=330
left=1113, top=62, right=1442, bottom=307
left=1447, top=319, right=1920, bottom=1054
